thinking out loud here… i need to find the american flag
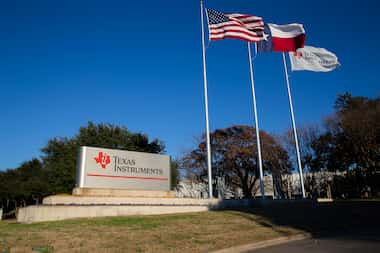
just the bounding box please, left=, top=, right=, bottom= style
left=206, top=9, right=265, bottom=43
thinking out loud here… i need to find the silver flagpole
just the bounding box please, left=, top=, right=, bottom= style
left=281, top=52, right=306, bottom=198
left=247, top=42, right=265, bottom=198
left=200, top=0, right=213, bottom=198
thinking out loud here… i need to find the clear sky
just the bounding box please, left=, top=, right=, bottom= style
left=0, top=0, right=379, bottom=170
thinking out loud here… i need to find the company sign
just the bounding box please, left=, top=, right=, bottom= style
left=76, top=146, right=171, bottom=191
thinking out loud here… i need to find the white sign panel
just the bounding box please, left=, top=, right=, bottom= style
left=76, top=146, right=171, bottom=191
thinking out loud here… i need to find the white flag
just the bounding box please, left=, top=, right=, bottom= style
left=289, top=46, right=340, bottom=72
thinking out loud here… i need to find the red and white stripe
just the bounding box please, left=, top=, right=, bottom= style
left=208, top=14, right=265, bottom=43
left=268, top=23, right=306, bottom=52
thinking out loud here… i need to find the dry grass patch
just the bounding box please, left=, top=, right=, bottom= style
left=0, top=211, right=303, bottom=253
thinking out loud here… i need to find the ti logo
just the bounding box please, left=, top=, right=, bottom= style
left=94, top=152, right=111, bottom=169
left=294, top=51, right=303, bottom=58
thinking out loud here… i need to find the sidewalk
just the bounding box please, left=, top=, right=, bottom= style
left=210, top=233, right=311, bottom=253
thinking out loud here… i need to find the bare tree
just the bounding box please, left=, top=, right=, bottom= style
left=181, top=125, right=291, bottom=198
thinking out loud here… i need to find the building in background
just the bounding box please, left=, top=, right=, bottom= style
left=176, top=171, right=348, bottom=199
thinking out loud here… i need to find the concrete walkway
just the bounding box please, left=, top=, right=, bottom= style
left=246, top=237, right=380, bottom=253
left=210, top=234, right=311, bottom=253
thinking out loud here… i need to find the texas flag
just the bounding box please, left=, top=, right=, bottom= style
left=257, top=23, right=306, bottom=52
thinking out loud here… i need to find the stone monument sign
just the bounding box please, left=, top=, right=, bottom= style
left=76, top=146, right=171, bottom=191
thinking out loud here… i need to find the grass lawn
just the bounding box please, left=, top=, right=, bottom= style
left=0, top=210, right=302, bottom=253
left=2, top=200, right=379, bottom=253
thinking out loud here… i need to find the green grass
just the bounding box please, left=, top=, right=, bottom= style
left=2, top=201, right=378, bottom=253
left=0, top=211, right=302, bottom=253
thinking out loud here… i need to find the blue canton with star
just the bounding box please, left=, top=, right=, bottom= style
left=257, top=24, right=273, bottom=53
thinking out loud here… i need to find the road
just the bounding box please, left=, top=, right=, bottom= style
left=248, top=238, right=380, bottom=253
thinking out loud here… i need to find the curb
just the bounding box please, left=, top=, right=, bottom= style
left=209, top=233, right=312, bottom=253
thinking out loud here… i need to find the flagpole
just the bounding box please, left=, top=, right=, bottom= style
left=281, top=52, right=306, bottom=198
left=248, top=42, right=265, bottom=199
left=200, top=0, right=213, bottom=198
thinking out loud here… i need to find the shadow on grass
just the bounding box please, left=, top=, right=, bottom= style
left=223, top=200, right=380, bottom=241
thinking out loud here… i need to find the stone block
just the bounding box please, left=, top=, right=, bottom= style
left=17, top=205, right=209, bottom=224
left=43, top=195, right=221, bottom=206
left=72, top=187, right=175, bottom=198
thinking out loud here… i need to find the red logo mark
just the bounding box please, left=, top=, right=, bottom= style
left=94, top=152, right=111, bottom=169
left=294, top=51, right=303, bottom=58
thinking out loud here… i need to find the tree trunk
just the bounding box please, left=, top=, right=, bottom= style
left=242, top=184, right=253, bottom=198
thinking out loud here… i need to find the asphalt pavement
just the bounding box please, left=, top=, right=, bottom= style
left=247, top=237, right=380, bottom=253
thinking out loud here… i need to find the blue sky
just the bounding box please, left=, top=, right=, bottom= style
left=0, top=0, right=379, bottom=170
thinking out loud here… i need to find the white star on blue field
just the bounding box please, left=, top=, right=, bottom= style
left=0, top=0, right=379, bottom=169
